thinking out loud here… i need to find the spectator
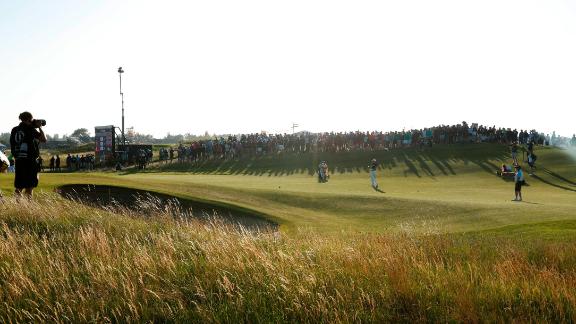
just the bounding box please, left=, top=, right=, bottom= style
left=66, top=154, right=72, bottom=171
left=55, top=155, right=61, bottom=172
left=7, top=153, right=15, bottom=173
left=527, top=153, right=537, bottom=175
left=49, top=155, right=55, bottom=172
left=0, top=150, right=9, bottom=201
left=37, top=155, right=44, bottom=172
left=162, top=122, right=547, bottom=164
left=510, top=142, right=518, bottom=165
left=0, top=150, right=7, bottom=173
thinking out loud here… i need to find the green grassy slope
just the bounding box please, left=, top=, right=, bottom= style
left=2, top=144, right=575, bottom=234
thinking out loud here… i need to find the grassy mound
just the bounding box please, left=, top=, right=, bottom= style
left=1, top=194, right=576, bottom=322
left=146, top=143, right=512, bottom=176
left=2, top=144, right=575, bottom=234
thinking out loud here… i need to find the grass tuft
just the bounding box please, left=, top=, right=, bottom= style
left=0, top=194, right=575, bottom=321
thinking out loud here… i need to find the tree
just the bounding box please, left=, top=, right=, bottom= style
left=131, top=133, right=154, bottom=144
left=163, top=133, right=184, bottom=143
left=70, top=128, right=92, bottom=143
left=0, top=132, right=9, bottom=145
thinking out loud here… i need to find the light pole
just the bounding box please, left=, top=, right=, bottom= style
left=118, top=67, right=125, bottom=149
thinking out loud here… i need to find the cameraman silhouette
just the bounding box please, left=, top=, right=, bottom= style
left=10, top=112, right=47, bottom=199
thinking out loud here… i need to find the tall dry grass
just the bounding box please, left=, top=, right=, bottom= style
left=0, top=193, right=575, bottom=322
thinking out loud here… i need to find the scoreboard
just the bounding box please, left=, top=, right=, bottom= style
left=95, top=126, right=115, bottom=165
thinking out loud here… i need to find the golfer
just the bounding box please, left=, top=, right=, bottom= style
left=369, top=158, right=378, bottom=190
left=513, top=165, right=524, bottom=202
left=10, top=111, right=47, bottom=199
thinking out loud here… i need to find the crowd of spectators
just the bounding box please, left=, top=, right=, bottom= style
left=164, top=122, right=560, bottom=163
left=64, top=154, right=95, bottom=171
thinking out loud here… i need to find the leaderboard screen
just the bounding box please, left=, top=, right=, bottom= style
left=94, top=126, right=115, bottom=164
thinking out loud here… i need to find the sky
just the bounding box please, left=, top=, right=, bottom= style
left=1, top=0, right=575, bottom=138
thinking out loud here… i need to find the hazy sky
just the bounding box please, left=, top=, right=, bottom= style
left=1, top=0, right=575, bottom=138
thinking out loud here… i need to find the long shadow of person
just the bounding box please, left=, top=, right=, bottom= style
left=541, top=167, right=576, bottom=186
left=530, top=174, right=576, bottom=192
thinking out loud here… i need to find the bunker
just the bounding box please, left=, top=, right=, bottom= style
left=58, top=184, right=278, bottom=231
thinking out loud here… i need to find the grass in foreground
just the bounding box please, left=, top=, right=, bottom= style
left=1, top=194, right=575, bottom=322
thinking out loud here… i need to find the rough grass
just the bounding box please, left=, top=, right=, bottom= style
left=1, top=194, right=576, bottom=322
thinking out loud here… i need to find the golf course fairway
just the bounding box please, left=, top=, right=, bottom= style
left=3, top=143, right=574, bottom=235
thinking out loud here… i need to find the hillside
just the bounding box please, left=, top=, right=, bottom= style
left=2, top=143, right=574, bottom=234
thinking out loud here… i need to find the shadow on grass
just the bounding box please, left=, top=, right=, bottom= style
left=541, top=167, right=576, bottom=186
left=530, top=174, right=576, bottom=193
left=519, top=201, right=542, bottom=205
left=119, top=144, right=513, bottom=179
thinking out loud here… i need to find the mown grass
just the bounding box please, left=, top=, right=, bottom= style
left=1, top=194, right=576, bottom=322
left=2, top=144, right=575, bottom=235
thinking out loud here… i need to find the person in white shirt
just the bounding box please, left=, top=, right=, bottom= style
left=369, top=158, right=378, bottom=190
left=0, top=150, right=9, bottom=201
